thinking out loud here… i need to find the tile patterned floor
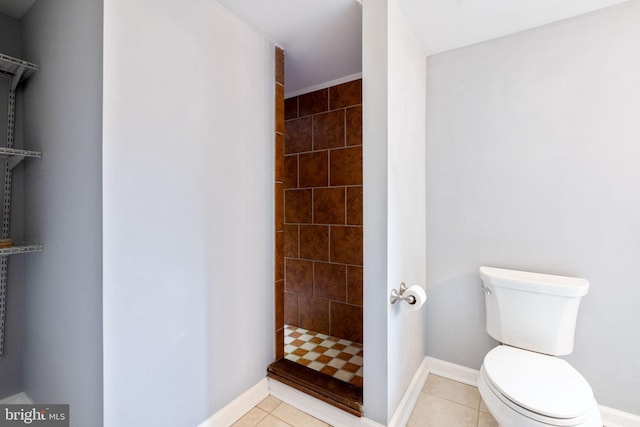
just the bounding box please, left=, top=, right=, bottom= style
left=284, top=325, right=363, bottom=387
left=235, top=375, right=498, bottom=427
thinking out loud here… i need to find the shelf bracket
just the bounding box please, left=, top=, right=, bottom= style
left=10, top=66, right=25, bottom=92
left=7, top=155, right=24, bottom=171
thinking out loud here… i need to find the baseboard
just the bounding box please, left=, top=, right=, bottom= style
left=197, top=378, right=269, bottom=427
left=0, top=392, right=33, bottom=404
left=424, top=356, right=640, bottom=427
left=599, top=405, right=640, bottom=427
left=423, top=356, right=479, bottom=387
left=268, top=378, right=384, bottom=427
left=388, top=357, right=430, bottom=427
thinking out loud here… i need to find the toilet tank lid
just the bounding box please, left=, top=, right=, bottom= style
left=479, top=267, right=589, bottom=297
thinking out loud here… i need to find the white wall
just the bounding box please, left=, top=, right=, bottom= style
left=425, top=1, right=640, bottom=415
left=20, top=1, right=104, bottom=426
left=103, top=0, right=275, bottom=425
left=363, top=0, right=427, bottom=423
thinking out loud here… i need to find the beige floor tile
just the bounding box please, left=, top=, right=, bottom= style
left=478, top=411, right=499, bottom=427
left=479, top=398, right=491, bottom=413
left=256, top=414, right=292, bottom=427
left=271, top=402, right=329, bottom=427
left=257, top=395, right=282, bottom=413
left=407, top=394, right=478, bottom=427
left=422, top=374, right=481, bottom=409
left=232, top=407, right=268, bottom=427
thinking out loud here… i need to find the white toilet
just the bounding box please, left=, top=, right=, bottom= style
left=477, top=267, right=602, bottom=427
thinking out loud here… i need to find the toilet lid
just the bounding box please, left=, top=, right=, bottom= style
left=483, top=346, right=594, bottom=419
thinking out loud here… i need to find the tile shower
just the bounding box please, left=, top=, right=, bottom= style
left=278, top=76, right=364, bottom=381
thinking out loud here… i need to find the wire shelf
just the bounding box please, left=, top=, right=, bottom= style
left=0, top=244, right=43, bottom=256
left=0, top=53, right=38, bottom=77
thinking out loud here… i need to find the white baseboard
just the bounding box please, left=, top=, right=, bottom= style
left=197, top=378, right=269, bottom=427
left=388, top=357, right=430, bottom=427
left=423, top=356, right=640, bottom=427
left=423, top=356, right=479, bottom=387
left=268, top=378, right=384, bottom=427
left=0, top=392, right=33, bottom=404
left=599, top=405, right=640, bottom=427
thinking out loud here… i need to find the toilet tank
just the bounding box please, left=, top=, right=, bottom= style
left=479, top=267, right=589, bottom=356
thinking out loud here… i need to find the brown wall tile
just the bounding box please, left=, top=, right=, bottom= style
left=285, top=117, right=312, bottom=154
left=275, top=182, right=284, bottom=232
left=347, top=266, right=363, bottom=306
left=275, top=132, right=284, bottom=183
left=346, top=186, right=363, bottom=225
left=298, top=151, right=328, bottom=188
left=275, top=327, right=284, bottom=360
left=299, top=89, right=328, bottom=117
left=284, top=189, right=312, bottom=223
left=285, top=97, right=298, bottom=120
left=313, top=110, right=345, bottom=151
left=314, top=262, right=346, bottom=302
left=299, top=295, right=330, bottom=335
left=346, top=106, right=362, bottom=146
left=285, top=259, right=313, bottom=294
left=275, top=47, right=285, bottom=85
left=299, top=225, right=329, bottom=261
left=276, top=84, right=285, bottom=134
left=275, top=231, right=284, bottom=281
left=330, top=302, right=363, bottom=343
left=284, top=155, right=298, bottom=189
left=285, top=291, right=299, bottom=326
left=275, top=279, right=284, bottom=329
left=330, top=226, right=363, bottom=266
left=330, top=146, right=362, bottom=186
left=284, top=224, right=299, bottom=258
left=313, top=187, right=345, bottom=225
left=329, top=79, right=362, bottom=110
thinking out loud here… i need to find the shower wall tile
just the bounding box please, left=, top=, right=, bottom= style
left=284, top=224, right=298, bottom=258
left=275, top=231, right=284, bottom=281
left=275, top=327, right=284, bottom=360
left=330, top=302, right=363, bottom=343
left=284, top=189, right=312, bottom=223
left=347, top=266, right=363, bottom=306
left=285, top=97, right=298, bottom=120
left=283, top=78, right=363, bottom=344
left=275, top=133, right=285, bottom=182
left=284, top=291, right=299, bottom=326
left=299, top=295, right=330, bottom=335
left=329, top=80, right=362, bottom=110
left=299, top=151, right=328, bottom=188
left=299, top=225, right=329, bottom=261
left=286, top=259, right=313, bottom=295
left=314, top=262, right=347, bottom=302
left=276, top=84, right=285, bottom=133
left=299, top=89, right=328, bottom=117
left=276, top=47, right=285, bottom=85
left=313, top=110, right=345, bottom=150
left=275, top=279, right=284, bottom=329
left=346, top=106, right=362, bottom=146
left=285, top=117, right=312, bottom=154
left=313, top=187, right=345, bottom=225
left=330, top=226, right=363, bottom=266
left=275, top=182, right=284, bottom=232
left=284, top=155, right=298, bottom=189
left=346, top=186, right=363, bottom=225
left=330, top=146, right=362, bottom=186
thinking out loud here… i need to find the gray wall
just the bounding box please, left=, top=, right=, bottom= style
left=425, top=1, right=640, bottom=415
left=0, top=12, right=25, bottom=400
left=21, top=0, right=103, bottom=426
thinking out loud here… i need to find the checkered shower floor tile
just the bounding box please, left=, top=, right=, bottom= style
left=284, top=325, right=363, bottom=388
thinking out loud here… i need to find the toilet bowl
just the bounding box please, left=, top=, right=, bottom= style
left=478, top=267, right=602, bottom=427
left=478, top=345, right=602, bottom=427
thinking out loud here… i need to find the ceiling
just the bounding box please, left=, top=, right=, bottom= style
left=0, top=0, right=629, bottom=95
left=0, top=0, right=35, bottom=18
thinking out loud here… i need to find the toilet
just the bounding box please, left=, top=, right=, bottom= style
left=477, top=267, right=602, bottom=427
